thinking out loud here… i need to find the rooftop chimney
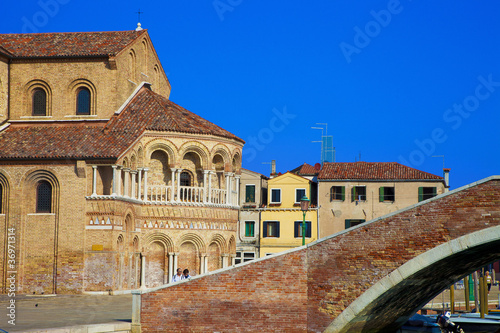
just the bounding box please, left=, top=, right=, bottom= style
left=443, top=168, right=450, bottom=192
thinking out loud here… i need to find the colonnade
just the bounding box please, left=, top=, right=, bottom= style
left=90, top=165, right=240, bottom=206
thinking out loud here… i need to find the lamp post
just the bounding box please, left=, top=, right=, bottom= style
left=300, top=195, right=310, bottom=246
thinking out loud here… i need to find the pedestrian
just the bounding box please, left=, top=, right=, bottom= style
left=486, top=271, right=492, bottom=294
left=182, top=269, right=191, bottom=279
left=172, top=268, right=183, bottom=282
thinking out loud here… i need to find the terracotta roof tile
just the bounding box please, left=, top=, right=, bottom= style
left=0, top=30, right=146, bottom=58
left=318, top=162, right=443, bottom=180
left=290, top=163, right=321, bottom=176
left=0, top=87, right=243, bottom=160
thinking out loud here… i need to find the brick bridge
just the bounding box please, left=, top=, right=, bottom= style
left=133, top=176, right=500, bottom=332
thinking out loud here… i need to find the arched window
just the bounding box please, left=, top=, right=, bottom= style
left=76, top=88, right=91, bottom=115
left=32, top=88, right=47, bottom=116
left=36, top=181, right=52, bottom=213
left=180, top=172, right=191, bottom=186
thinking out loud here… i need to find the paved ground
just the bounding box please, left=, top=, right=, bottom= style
left=0, top=283, right=497, bottom=332
left=0, top=294, right=132, bottom=332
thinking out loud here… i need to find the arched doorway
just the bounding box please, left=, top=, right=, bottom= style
left=179, top=242, right=199, bottom=275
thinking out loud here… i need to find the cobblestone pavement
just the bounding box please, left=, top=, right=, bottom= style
left=0, top=294, right=132, bottom=332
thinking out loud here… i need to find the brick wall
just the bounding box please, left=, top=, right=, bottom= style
left=140, top=250, right=308, bottom=332
left=139, top=178, right=500, bottom=332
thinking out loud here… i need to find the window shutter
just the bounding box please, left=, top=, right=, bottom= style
left=351, top=187, right=355, bottom=202
left=379, top=187, right=384, bottom=202
left=418, top=187, right=423, bottom=202
left=294, top=222, right=299, bottom=237
left=246, top=185, right=255, bottom=203
left=341, top=186, right=345, bottom=201
left=345, top=219, right=351, bottom=229
left=263, top=222, right=268, bottom=238
left=306, top=222, right=311, bottom=238
left=276, top=222, right=280, bottom=238
left=432, top=187, right=437, bottom=197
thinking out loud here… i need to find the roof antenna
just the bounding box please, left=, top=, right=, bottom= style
left=136, top=9, right=144, bottom=31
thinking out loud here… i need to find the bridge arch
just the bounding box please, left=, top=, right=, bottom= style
left=328, top=225, right=500, bottom=332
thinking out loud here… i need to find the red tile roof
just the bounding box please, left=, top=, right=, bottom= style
left=0, top=30, right=146, bottom=58
left=318, top=162, right=443, bottom=181
left=0, top=86, right=243, bottom=160
left=290, top=163, right=321, bottom=176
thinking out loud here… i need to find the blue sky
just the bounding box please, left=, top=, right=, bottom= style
left=2, top=0, right=499, bottom=189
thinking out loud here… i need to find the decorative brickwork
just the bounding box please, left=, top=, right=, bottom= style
left=138, top=177, right=500, bottom=332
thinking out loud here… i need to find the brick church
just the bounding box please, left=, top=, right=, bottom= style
left=0, top=28, right=243, bottom=294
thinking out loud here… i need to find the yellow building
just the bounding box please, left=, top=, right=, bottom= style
left=259, top=172, right=318, bottom=257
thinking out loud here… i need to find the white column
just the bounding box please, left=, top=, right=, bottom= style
left=137, top=168, right=143, bottom=201
left=112, top=165, right=118, bottom=196
left=143, top=168, right=149, bottom=201
left=203, top=170, right=209, bottom=203
left=140, top=255, right=146, bottom=289
left=204, top=255, right=208, bottom=273
left=124, top=168, right=131, bottom=198
left=225, top=172, right=231, bottom=205
left=170, top=168, right=177, bottom=202
left=116, top=166, right=122, bottom=196
left=131, top=171, right=137, bottom=199
left=173, top=253, right=179, bottom=275
left=168, top=253, right=174, bottom=283
left=208, top=171, right=214, bottom=204
left=199, top=253, right=206, bottom=274
left=92, top=165, right=97, bottom=196
left=176, top=169, right=182, bottom=202
left=222, top=254, right=229, bottom=268
left=234, top=175, right=241, bottom=207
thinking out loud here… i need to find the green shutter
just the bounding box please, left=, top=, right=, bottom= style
left=341, top=186, right=345, bottom=201
left=351, top=187, right=355, bottom=202
left=245, top=185, right=255, bottom=203
left=432, top=187, right=437, bottom=197
left=345, top=219, right=351, bottom=229
left=276, top=222, right=280, bottom=238
left=379, top=187, right=384, bottom=202
left=418, top=187, right=423, bottom=202
left=263, top=222, right=268, bottom=237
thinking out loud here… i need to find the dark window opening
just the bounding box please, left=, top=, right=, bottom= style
left=263, top=221, right=280, bottom=238
left=36, top=181, right=52, bottom=213
left=32, top=89, right=47, bottom=116
left=270, top=189, right=281, bottom=203
left=295, top=189, right=306, bottom=203
left=180, top=172, right=191, bottom=186
left=294, top=221, right=311, bottom=238
left=419, top=187, right=437, bottom=202
left=330, top=186, right=345, bottom=201
left=352, top=186, right=366, bottom=201
left=345, top=219, right=365, bottom=229
left=379, top=187, right=395, bottom=202
left=76, top=88, right=91, bottom=115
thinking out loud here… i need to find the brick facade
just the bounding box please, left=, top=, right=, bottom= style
left=137, top=177, right=500, bottom=332
left=0, top=30, right=244, bottom=295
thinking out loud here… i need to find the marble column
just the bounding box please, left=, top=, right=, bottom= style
left=92, top=165, right=97, bottom=196
left=131, top=171, right=137, bottom=199
left=168, top=253, right=174, bottom=283
left=137, top=168, right=143, bottom=201
left=112, top=165, right=118, bottom=196
left=143, top=168, right=149, bottom=201
left=170, top=168, right=177, bottom=202
left=123, top=168, right=131, bottom=198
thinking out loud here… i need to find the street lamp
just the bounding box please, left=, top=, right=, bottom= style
left=300, top=195, right=310, bottom=246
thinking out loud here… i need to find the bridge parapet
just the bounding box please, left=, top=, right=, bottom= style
left=137, top=176, right=500, bottom=332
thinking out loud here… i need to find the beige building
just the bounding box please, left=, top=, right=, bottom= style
left=236, top=168, right=268, bottom=263
left=317, top=162, right=447, bottom=237
left=0, top=29, right=243, bottom=294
